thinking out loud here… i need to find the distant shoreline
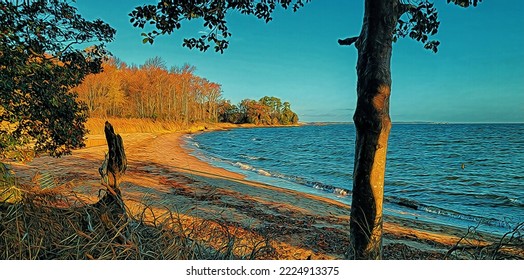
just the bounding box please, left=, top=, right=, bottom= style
left=302, top=121, right=524, bottom=125
left=84, top=117, right=523, bottom=137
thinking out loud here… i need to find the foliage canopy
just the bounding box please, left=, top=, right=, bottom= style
left=0, top=0, right=115, bottom=159
left=130, top=0, right=481, bottom=53
left=75, top=58, right=224, bottom=123
left=75, top=58, right=298, bottom=126
left=219, top=96, right=299, bottom=125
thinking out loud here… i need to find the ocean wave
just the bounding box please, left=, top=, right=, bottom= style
left=505, top=197, right=523, bottom=207
left=210, top=149, right=518, bottom=231
left=466, top=193, right=524, bottom=208
left=219, top=156, right=519, bottom=231
left=386, top=196, right=514, bottom=229
left=240, top=154, right=266, bottom=161
left=420, top=205, right=513, bottom=228
left=233, top=162, right=254, bottom=171
left=228, top=160, right=352, bottom=198
left=385, top=197, right=420, bottom=210
left=257, top=169, right=271, bottom=176
left=231, top=162, right=273, bottom=178
left=305, top=180, right=346, bottom=195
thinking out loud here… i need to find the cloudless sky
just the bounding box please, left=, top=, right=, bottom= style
left=74, top=0, right=524, bottom=123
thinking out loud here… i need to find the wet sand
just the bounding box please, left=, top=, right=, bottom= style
left=8, top=129, right=514, bottom=259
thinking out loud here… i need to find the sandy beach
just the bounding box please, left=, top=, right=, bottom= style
left=8, top=128, right=521, bottom=259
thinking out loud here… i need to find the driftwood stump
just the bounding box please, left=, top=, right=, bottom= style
left=94, top=121, right=128, bottom=241
left=98, top=121, right=127, bottom=194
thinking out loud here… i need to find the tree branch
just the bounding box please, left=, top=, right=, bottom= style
left=398, top=3, right=416, bottom=18
left=338, top=36, right=359, bottom=47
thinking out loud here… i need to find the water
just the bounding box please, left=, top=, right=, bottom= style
left=184, top=123, right=524, bottom=235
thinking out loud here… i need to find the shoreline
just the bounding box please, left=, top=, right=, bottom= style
left=7, top=123, right=523, bottom=259
left=180, top=124, right=518, bottom=235
left=171, top=131, right=493, bottom=254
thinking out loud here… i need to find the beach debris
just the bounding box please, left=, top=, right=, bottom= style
left=93, top=121, right=129, bottom=243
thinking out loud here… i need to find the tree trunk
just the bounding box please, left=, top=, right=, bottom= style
left=348, top=0, right=398, bottom=259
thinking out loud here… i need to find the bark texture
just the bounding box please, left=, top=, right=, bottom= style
left=94, top=121, right=128, bottom=241
left=348, top=0, right=398, bottom=259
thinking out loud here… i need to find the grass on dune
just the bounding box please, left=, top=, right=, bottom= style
left=84, top=117, right=238, bottom=135
left=0, top=180, right=275, bottom=260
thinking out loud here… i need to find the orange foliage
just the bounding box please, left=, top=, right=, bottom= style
left=74, top=57, right=223, bottom=124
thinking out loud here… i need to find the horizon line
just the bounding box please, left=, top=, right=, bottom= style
left=300, top=121, right=524, bottom=125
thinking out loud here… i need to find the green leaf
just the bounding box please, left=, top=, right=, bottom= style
left=0, top=0, right=111, bottom=159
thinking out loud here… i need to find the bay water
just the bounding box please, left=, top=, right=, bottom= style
left=184, top=123, right=524, bottom=235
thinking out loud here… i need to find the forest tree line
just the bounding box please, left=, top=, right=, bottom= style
left=218, top=97, right=299, bottom=125
left=74, top=57, right=299, bottom=126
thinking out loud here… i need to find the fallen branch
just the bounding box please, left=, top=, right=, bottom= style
left=446, top=222, right=524, bottom=260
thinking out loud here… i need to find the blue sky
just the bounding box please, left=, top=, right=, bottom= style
left=74, top=0, right=524, bottom=123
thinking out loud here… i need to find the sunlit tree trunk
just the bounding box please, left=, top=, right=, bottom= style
left=348, top=0, right=398, bottom=260
left=183, top=82, right=189, bottom=125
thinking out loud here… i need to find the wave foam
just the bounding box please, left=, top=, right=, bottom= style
left=240, top=154, right=265, bottom=161
left=386, top=196, right=514, bottom=229
left=234, top=162, right=253, bottom=171
left=257, top=169, right=271, bottom=176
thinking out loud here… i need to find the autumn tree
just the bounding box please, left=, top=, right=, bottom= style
left=205, top=82, right=222, bottom=122
left=257, top=96, right=298, bottom=125
left=75, top=58, right=226, bottom=124
left=217, top=100, right=239, bottom=123
left=75, top=58, right=125, bottom=117
left=0, top=0, right=114, bottom=159
left=217, top=97, right=298, bottom=125
left=129, top=0, right=482, bottom=259
left=280, top=101, right=299, bottom=125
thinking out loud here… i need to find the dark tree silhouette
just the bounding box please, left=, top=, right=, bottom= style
left=0, top=0, right=115, bottom=160
left=129, top=0, right=482, bottom=259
